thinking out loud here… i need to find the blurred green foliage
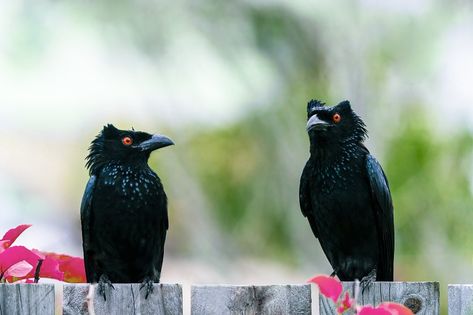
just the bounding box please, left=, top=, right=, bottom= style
left=137, top=1, right=473, bottom=286
left=386, top=106, right=473, bottom=263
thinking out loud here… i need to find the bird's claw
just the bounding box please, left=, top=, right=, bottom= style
left=360, top=269, right=377, bottom=293
left=140, top=278, right=155, bottom=299
left=98, top=275, right=115, bottom=301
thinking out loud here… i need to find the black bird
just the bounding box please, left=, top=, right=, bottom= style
left=81, top=124, right=174, bottom=299
left=299, top=100, right=394, bottom=282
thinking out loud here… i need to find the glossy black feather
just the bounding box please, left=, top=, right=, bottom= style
left=80, top=175, right=96, bottom=282
left=300, top=100, right=394, bottom=281
left=81, top=124, right=172, bottom=284
left=299, top=161, right=318, bottom=238
left=365, top=155, right=394, bottom=280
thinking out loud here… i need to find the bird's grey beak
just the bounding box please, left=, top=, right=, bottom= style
left=307, top=115, right=329, bottom=132
left=138, top=134, right=174, bottom=151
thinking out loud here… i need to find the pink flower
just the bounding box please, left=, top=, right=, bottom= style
left=379, top=302, right=414, bottom=315
left=2, top=224, right=31, bottom=244
left=0, top=224, right=31, bottom=253
left=0, top=246, right=41, bottom=278
left=337, top=292, right=353, bottom=314
left=3, top=260, right=33, bottom=278
left=0, top=246, right=63, bottom=282
left=308, top=273, right=413, bottom=315
left=0, top=225, right=86, bottom=283
left=60, top=256, right=86, bottom=283
left=358, top=303, right=414, bottom=315
left=358, top=306, right=392, bottom=315
left=0, top=240, right=11, bottom=252
left=308, top=275, right=343, bottom=303
left=35, top=251, right=86, bottom=283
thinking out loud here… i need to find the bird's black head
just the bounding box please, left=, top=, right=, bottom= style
left=86, top=124, right=174, bottom=175
left=306, top=99, right=367, bottom=148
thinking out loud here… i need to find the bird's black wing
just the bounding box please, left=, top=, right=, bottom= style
left=155, top=229, right=167, bottom=281
left=299, top=160, right=318, bottom=238
left=80, top=175, right=96, bottom=283
left=365, top=155, right=394, bottom=281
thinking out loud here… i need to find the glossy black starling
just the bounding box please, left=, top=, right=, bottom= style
left=81, top=124, right=173, bottom=299
left=299, top=100, right=394, bottom=282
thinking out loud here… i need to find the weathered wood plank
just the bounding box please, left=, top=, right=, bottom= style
left=319, top=282, right=439, bottom=315
left=63, top=283, right=182, bottom=315
left=448, top=284, right=473, bottom=315
left=0, top=284, right=55, bottom=315
left=191, top=284, right=311, bottom=315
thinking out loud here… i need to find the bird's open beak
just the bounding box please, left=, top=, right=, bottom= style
left=307, top=115, right=329, bottom=132
left=138, top=134, right=174, bottom=151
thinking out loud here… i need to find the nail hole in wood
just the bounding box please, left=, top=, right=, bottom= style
left=404, top=296, right=422, bottom=314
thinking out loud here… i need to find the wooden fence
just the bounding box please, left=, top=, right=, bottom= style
left=319, top=282, right=439, bottom=315
left=1, top=282, right=472, bottom=314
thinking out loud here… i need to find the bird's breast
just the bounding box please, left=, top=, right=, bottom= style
left=96, top=164, right=165, bottom=213
left=312, top=162, right=361, bottom=196
left=309, top=158, right=377, bottom=244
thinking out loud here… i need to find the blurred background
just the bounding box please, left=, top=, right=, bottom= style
left=1, top=0, right=473, bottom=312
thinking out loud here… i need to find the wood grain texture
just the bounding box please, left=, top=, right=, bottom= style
left=0, top=284, right=55, bottom=315
left=191, top=285, right=311, bottom=315
left=449, top=284, right=473, bottom=315
left=319, top=282, right=439, bottom=315
left=63, top=283, right=182, bottom=315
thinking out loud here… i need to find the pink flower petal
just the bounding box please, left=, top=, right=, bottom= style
left=34, top=251, right=85, bottom=283
left=0, top=246, right=64, bottom=282
left=380, top=302, right=414, bottom=315
left=0, top=226, right=83, bottom=283
left=4, top=260, right=33, bottom=278
left=0, top=240, right=11, bottom=254
left=61, top=257, right=86, bottom=283
left=1, top=225, right=32, bottom=245
left=0, top=246, right=41, bottom=274
left=358, top=306, right=392, bottom=315
left=358, top=303, right=413, bottom=315
left=38, top=256, right=64, bottom=281
left=308, top=275, right=343, bottom=303
left=337, top=291, right=353, bottom=313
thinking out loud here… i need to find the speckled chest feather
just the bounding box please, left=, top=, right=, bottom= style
left=96, top=162, right=165, bottom=213
left=311, top=143, right=365, bottom=196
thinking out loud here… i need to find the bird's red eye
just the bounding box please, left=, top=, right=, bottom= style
left=333, top=113, right=341, bottom=123
left=122, top=136, right=133, bottom=146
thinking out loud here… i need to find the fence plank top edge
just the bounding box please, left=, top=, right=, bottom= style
left=0, top=283, right=55, bottom=287
left=191, top=284, right=310, bottom=287
left=340, top=281, right=440, bottom=289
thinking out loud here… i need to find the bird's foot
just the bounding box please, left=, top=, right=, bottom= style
left=97, top=274, right=115, bottom=301
left=140, top=277, right=155, bottom=299
left=360, top=269, right=377, bottom=293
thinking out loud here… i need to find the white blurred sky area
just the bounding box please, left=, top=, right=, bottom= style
left=0, top=0, right=473, bottom=277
